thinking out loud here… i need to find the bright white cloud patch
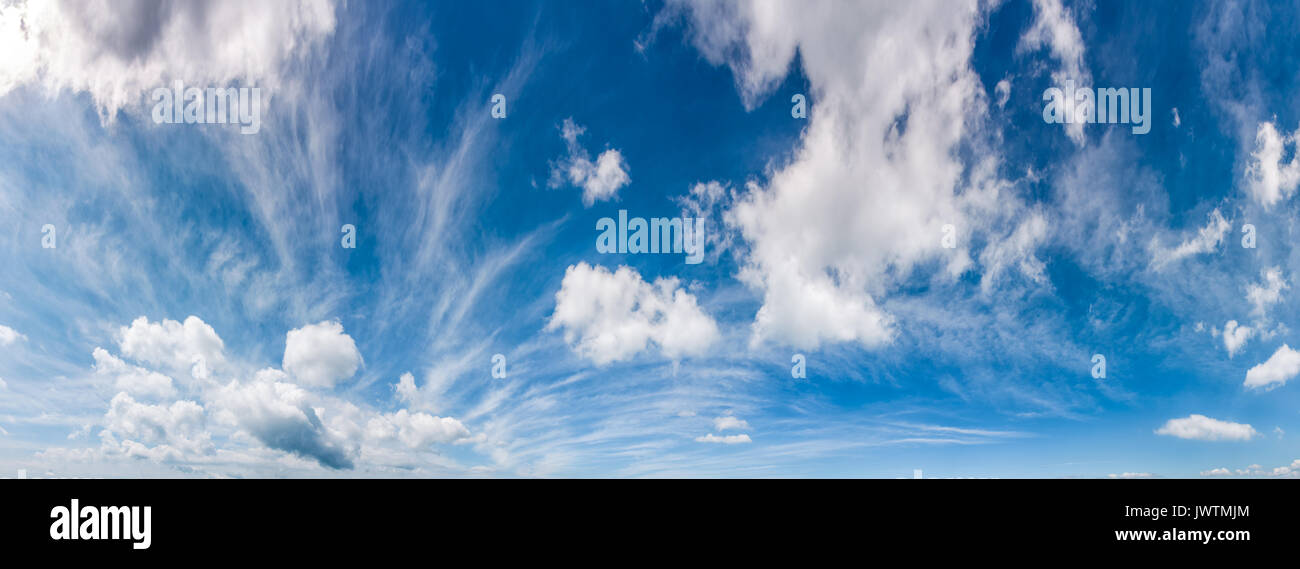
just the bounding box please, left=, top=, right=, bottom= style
left=713, top=415, right=750, bottom=431
left=1244, top=344, right=1300, bottom=390
left=1244, top=121, right=1300, bottom=208
left=549, top=118, right=630, bottom=206
left=93, top=347, right=177, bottom=399
left=282, top=320, right=364, bottom=388
left=365, top=409, right=470, bottom=448
left=120, top=316, right=225, bottom=378
left=1221, top=320, right=1251, bottom=357
left=1155, top=414, right=1258, bottom=441
left=547, top=262, right=719, bottom=365
left=670, top=0, right=1046, bottom=350
left=0, top=323, right=26, bottom=345
left=214, top=371, right=356, bottom=469
left=101, top=392, right=211, bottom=461
left=695, top=433, right=751, bottom=444
left=0, top=0, right=336, bottom=121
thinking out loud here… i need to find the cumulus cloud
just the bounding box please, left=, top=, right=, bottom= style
left=119, top=316, right=225, bottom=378
left=100, top=392, right=211, bottom=461
left=283, top=320, right=363, bottom=388
left=0, top=323, right=26, bottom=345
left=365, top=409, right=470, bottom=449
left=214, top=370, right=356, bottom=469
left=0, top=0, right=336, bottom=122
left=394, top=372, right=418, bottom=405
left=1107, top=472, right=1153, bottom=479
left=1244, top=121, right=1300, bottom=208
left=547, top=262, right=719, bottom=364
left=1221, top=320, right=1251, bottom=357
left=666, top=0, right=1044, bottom=350
left=1155, top=414, right=1258, bottom=441
left=92, top=347, right=177, bottom=399
left=712, top=415, right=750, bottom=431
left=1244, top=344, right=1300, bottom=390
left=548, top=118, right=630, bottom=206
left=59, top=315, right=477, bottom=472
left=695, top=433, right=751, bottom=444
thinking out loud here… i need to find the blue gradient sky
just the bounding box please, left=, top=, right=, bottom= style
left=1, top=0, right=1298, bottom=478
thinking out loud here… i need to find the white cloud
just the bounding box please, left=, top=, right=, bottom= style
left=1155, top=414, right=1258, bottom=441
left=0, top=0, right=336, bottom=122
left=695, top=433, right=751, bottom=444
left=0, top=323, right=26, bottom=345
left=712, top=415, right=750, bottom=431
left=994, top=78, right=1011, bottom=109
left=101, top=392, right=211, bottom=461
left=394, top=372, right=418, bottom=405
left=1171, top=107, right=1181, bottom=127
left=1244, top=121, right=1300, bottom=208
left=1018, top=0, right=1090, bottom=145
left=92, top=347, right=177, bottom=399
left=1246, top=267, right=1287, bottom=319
left=365, top=409, right=470, bottom=449
left=1221, top=320, right=1251, bottom=357
left=120, top=316, right=225, bottom=378
left=1107, top=472, right=1153, bottom=478
left=1149, top=208, right=1231, bottom=270
left=549, top=118, right=630, bottom=206
left=547, top=262, right=719, bottom=365
left=213, top=371, right=356, bottom=469
left=668, top=0, right=1043, bottom=350
left=1201, top=459, right=1300, bottom=477
left=282, top=320, right=363, bottom=388
left=1244, top=344, right=1300, bottom=390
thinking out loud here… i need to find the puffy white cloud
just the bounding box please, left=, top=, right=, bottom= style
left=695, top=433, right=751, bottom=444
left=547, top=263, right=719, bottom=365
left=0, top=0, right=336, bottom=121
left=1244, top=344, right=1300, bottom=390
left=668, top=0, right=1042, bottom=350
left=92, top=347, right=176, bottom=399
left=549, top=118, right=630, bottom=206
left=712, top=415, right=750, bottom=431
left=101, top=392, right=210, bottom=461
left=1107, top=472, right=1153, bottom=479
left=1221, top=320, right=1251, bottom=358
left=365, top=409, right=469, bottom=449
left=282, top=320, right=363, bottom=388
left=0, top=323, right=26, bottom=345
left=213, top=371, right=355, bottom=469
left=1148, top=209, right=1231, bottom=270
left=394, top=372, right=418, bottom=405
left=119, top=316, right=225, bottom=378
left=1155, top=414, right=1258, bottom=441
left=1244, top=121, right=1300, bottom=208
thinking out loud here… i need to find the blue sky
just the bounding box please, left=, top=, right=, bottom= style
left=1, top=0, right=1299, bottom=478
